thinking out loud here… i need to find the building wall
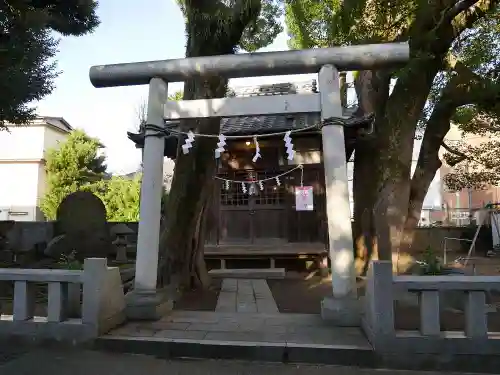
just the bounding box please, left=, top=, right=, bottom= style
left=0, top=123, right=69, bottom=221
left=0, top=162, right=41, bottom=221
left=37, top=126, right=70, bottom=202
left=412, top=138, right=443, bottom=210
left=440, top=124, right=500, bottom=211
left=43, top=126, right=69, bottom=159
left=0, top=126, right=45, bottom=160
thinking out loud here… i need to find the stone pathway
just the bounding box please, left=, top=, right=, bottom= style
left=216, top=278, right=279, bottom=313
left=97, top=280, right=371, bottom=365
left=103, top=310, right=369, bottom=347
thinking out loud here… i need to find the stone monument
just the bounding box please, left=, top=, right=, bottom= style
left=44, top=191, right=113, bottom=261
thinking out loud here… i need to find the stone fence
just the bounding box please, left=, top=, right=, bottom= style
left=0, top=258, right=125, bottom=342
left=4, top=221, right=468, bottom=255
left=363, top=261, right=500, bottom=357
left=4, top=221, right=138, bottom=253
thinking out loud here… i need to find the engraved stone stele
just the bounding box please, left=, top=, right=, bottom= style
left=45, top=191, right=112, bottom=260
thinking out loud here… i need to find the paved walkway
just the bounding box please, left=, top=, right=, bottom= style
left=104, top=310, right=368, bottom=347
left=216, top=278, right=279, bottom=313
left=0, top=349, right=485, bottom=375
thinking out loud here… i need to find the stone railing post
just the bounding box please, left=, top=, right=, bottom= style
left=363, top=261, right=395, bottom=348
left=82, top=258, right=125, bottom=337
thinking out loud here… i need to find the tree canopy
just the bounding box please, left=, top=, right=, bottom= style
left=0, top=0, right=99, bottom=126
left=176, top=0, right=283, bottom=52
left=40, top=130, right=144, bottom=222
left=286, top=0, right=500, bottom=267
left=98, top=176, right=142, bottom=222
left=40, top=130, right=106, bottom=220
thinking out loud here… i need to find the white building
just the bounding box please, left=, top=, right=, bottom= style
left=0, top=117, right=72, bottom=221
left=345, top=141, right=442, bottom=221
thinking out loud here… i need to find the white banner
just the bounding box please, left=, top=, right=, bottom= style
left=295, top=186, right=314, bottom=211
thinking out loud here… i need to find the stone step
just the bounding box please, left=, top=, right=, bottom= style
left=94, top=335, right=375, bottom=367
left=209, top=268, right=285, bottom=279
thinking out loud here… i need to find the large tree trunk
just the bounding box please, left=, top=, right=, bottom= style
left=352, top=141, right=381, bottom=275
left=158, top=1, right=262, bottom=291
left=350, top=0, right=494, bottom=274
left=352, top=70, right=391, bottom=275
left=352, top=56, right=442, bottom=274
left=401, top=62, right=496, bottom=253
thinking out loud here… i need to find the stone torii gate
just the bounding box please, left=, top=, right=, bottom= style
left=89, top=42, right=409, bottom=325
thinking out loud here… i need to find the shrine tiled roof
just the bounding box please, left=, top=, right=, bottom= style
left=165, top=80, right=357, bottom=135
left=219, top=112, right=321, bottom=135
left=127, top=80, right=368, bottom=157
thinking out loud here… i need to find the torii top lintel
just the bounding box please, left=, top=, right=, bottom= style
left=89, top=42, right=409, bottom=88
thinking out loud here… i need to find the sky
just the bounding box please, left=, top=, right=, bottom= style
left=36, top=0, right=317, bottom=174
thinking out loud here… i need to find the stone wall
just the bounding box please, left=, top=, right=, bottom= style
left=2, top=221, right=470, bottom=255
left=4, top=221, right=138, bottom=252
left=411, top=226, right=467, bottom=254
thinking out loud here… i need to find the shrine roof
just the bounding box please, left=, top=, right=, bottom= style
left=127, top=80, right=370, bottom=158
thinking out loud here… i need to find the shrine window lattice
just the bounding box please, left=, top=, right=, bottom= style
left=219, top=170, right=285, bottom=206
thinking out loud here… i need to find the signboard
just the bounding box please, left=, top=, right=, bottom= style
left=450, top=211, right=470, bottom=219
left=295, top=186, right=314, bottom=211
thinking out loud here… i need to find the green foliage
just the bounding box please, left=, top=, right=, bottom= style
left=285, top=0, right=416, bottom=49
left=0, top=1, right=99, bottom=126
left=286, top=0, right=500, bottom=199
left=441, top=16, right=500, bottom=191
left=40, top=129, right=145, bottom=222
left=58, top=251, right=83, bottom=270
left=168, top=91, right=184, bottom=101
left=239, top=0, right=283, bottom=52
left=40, top=130, right=107, bottom=220
left=97, top=176, right=142, bottom=222
left=176, top=0, right=282, bottom=52
left=419, top=246, right=443, bottom=275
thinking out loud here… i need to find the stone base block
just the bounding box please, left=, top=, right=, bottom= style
left=321, top=295, right=361, bottom=327
left=125, top=289, right=173, bottom=321
left=209, top=268, right=285, bottom=279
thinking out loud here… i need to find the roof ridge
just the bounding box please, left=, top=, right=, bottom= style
left=230, top=80, right=317, bottom=97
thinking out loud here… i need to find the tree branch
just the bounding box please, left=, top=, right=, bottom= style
left=441, top=141, right=468, bottom=165
left=440, top=0, right=481, bottom=26
left=444, top=0, right=495, bottom=38
left=407, top=55, right=499, bottom=226
left=227, top=0, right=262, bottom=46
left=183, top=0, right=220, bottom=11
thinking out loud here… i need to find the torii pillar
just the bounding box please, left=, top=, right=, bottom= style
left=319, top=65, right=359, bottom=326
left=125, top=78, right=172, bottom=320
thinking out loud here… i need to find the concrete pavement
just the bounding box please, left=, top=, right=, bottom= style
left=0, top=348, right=486, bottom=375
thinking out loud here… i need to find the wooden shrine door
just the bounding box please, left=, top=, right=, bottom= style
left=218, top=169, right=287, bottom=245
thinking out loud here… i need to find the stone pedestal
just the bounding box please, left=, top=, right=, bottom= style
left=321, top=295, right=361, bottom=326
left=125, top=289, right=173, bottom=321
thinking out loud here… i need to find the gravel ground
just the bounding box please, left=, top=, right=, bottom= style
left=0, top=348, right=488, bottom=375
